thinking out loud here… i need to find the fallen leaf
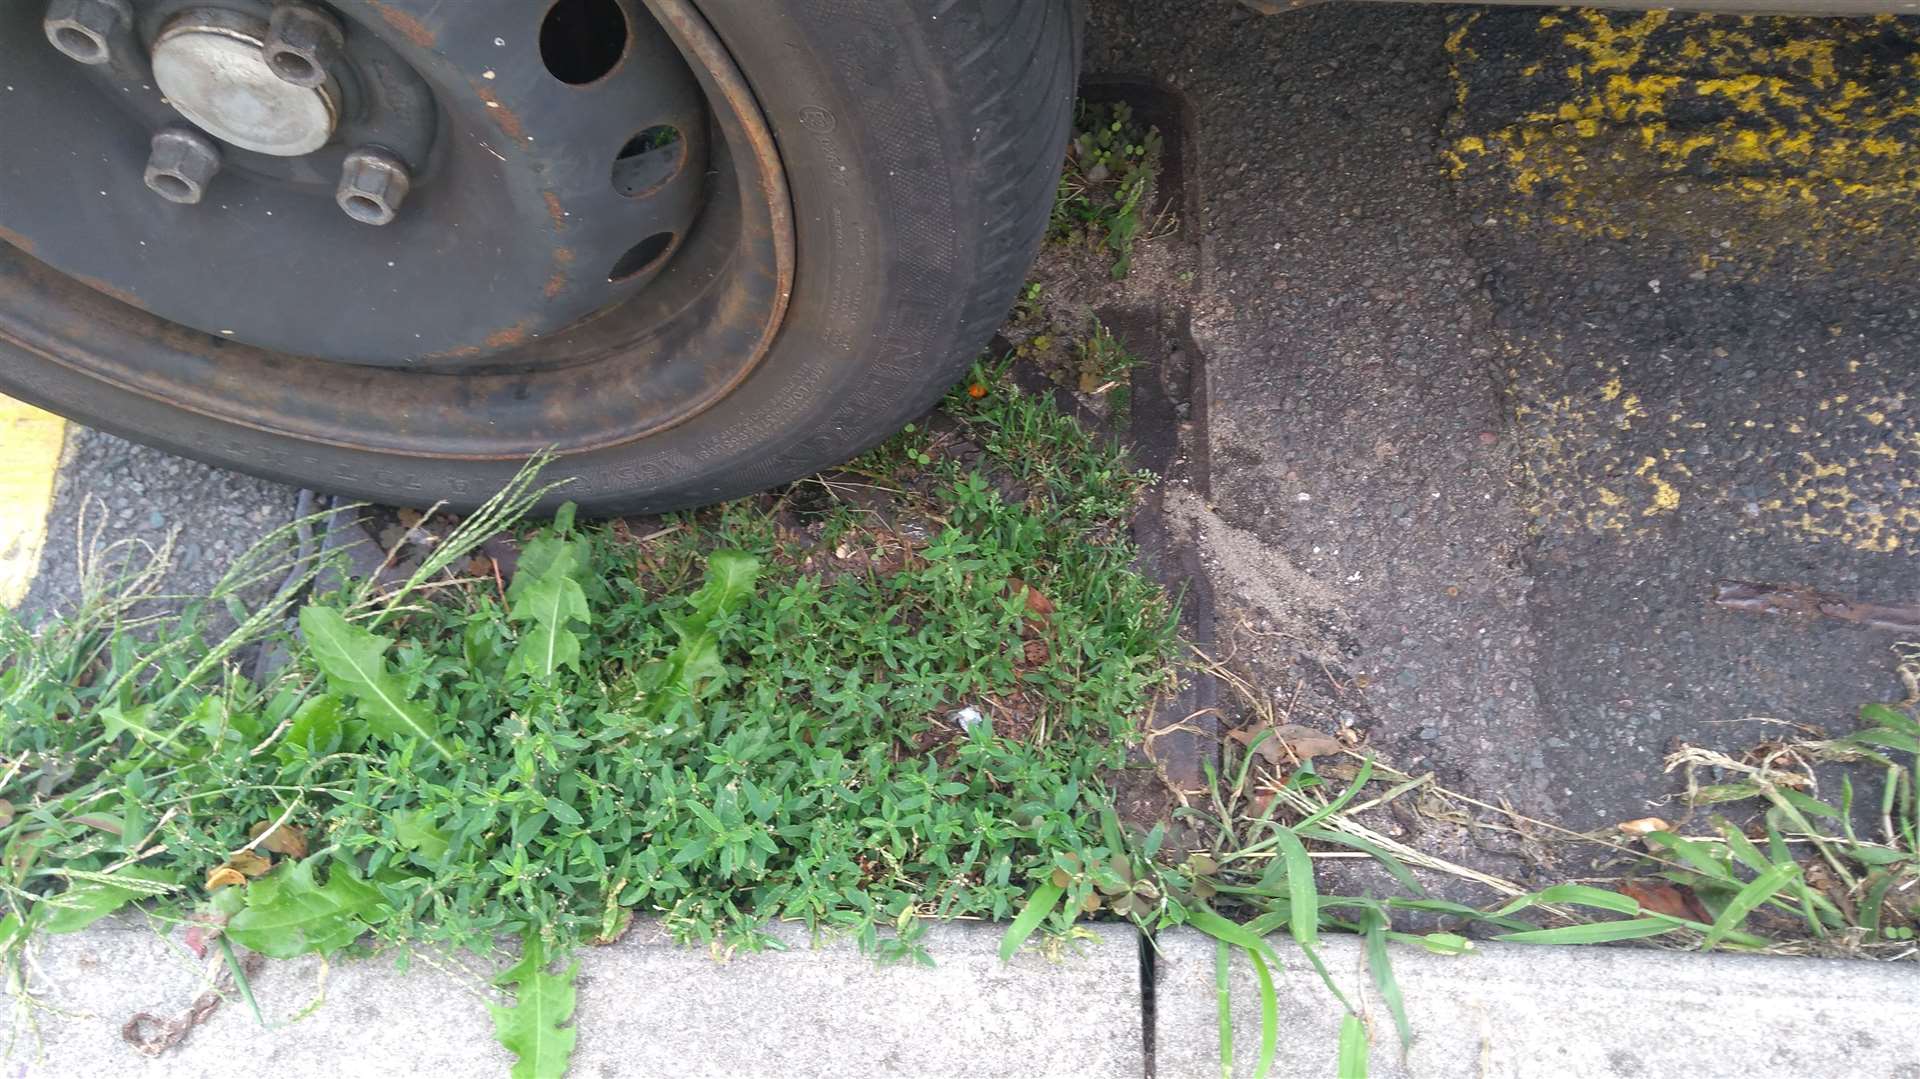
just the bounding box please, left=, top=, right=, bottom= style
left=1228, top=723, right=1345, bottom=765
left=249, top=821, right=310, bottom=860
left=1619, top=879, right=1710, bottom=922
left=181, top=910, right=231, bottom=958
left=1007, top=578, right=1055, bottom=619
left=1318, top=761, right=1363, bottom=783
left=1805, top=859, right=1843, bottom=901
left=227, top=850, right=272, bottom=877
left=204, top=867, right=246, bottom=892
left=1616, top=817, right=1672, bottom=837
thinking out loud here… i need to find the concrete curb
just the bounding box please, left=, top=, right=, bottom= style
left=10, top=917, right=1912, bottom=1078
left=8, top=917, right=1142, bottom=1078
left=1152, top=932, right=1919, bottom=1079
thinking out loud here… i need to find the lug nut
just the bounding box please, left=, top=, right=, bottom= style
left=264, top=1, right=346, bottom=90
left=337, top=147, right=412, bottom=226
left=145, top=127, right=222, bottom=206
left=43, top=0, right=133, bottom=66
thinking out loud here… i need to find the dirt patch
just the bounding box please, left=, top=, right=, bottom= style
left=1163, top=487, right=1347, bottom=662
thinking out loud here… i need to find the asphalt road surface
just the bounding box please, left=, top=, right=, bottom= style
left=4, top=4, right=1916, bottom=884
left=1085, top=1, right=1917, bottom=873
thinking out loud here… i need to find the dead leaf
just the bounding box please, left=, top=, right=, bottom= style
left=1804, top=859, right=1843, bottom=902
left=1619, top=880, right=1710, bottom=923
left=248, top=820, right=309, bottom=859
left=1318, top=760, right=1363, bottom=783
left=0, top=799, right=13, bottom=828
left=1616, top=817, right=1672, bottom=837
left=204, top=867, right=246, bottom=892
left=181, top=911, right=229, bottom=958
left=1007, top=578, right=1055, bottom=619
left=227, top=850, right=272, bottom=877
left=1228, top=723, right=1345, bottom=765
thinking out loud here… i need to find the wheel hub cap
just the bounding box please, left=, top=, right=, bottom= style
left=151, top=10, right=339, bottom=158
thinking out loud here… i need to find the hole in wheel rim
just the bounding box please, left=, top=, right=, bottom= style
left=609, top=232, right=673, bottom=282
left=151, top=174, right=192, bottom=200
left=611, top=126, right=684, bottom=198
left=54, top=27, right=102, bottom=61
left=540, top=0, right=630, bottom=85
left=344, top=194, right=385, bottom=223
left=270, top=51, right=317, bottom=82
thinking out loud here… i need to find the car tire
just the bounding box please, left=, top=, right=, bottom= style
left=0, top=0, right=1079, bottom=512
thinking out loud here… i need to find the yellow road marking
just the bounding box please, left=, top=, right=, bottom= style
left=0, top=395, right=66, bottom=608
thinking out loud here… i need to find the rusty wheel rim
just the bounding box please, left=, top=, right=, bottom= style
left=0, top=0, right=793, bottom=457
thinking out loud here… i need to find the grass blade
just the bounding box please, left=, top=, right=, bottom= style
left=1214, top=940, right=1233, bottom=1079
left=1384, top=897, right=1531, bottom=932
left=1294, top=756, right=1376, bottom=831
left=1246, top=945, right=1278, bottom=1079
left=1186, top=906, right=1284, bottom=969
left=1496, top=918, right=1680, bottom=945
left=1861, top=702, right=1919, bottom=736
left=1297, top=826, right=1423, bottom=896
left=1860, top=871, right=1896, bottom=939
left=1270, top=826, right=1318, bottom=948
left=1716, top=819, right=1773, bottom=877
left=1703, top=862, right=1799, bottom=951
left=218, top=936, right=265, bottom=1027
left=1362, top=914, right=1412, bottom=1055
left=1643, top=831, right=1737, bottom=884
left=1294, top=937, right=1356, bottom=1013
left=1337, top=1013, right=1369, bottom=1079
left=1496, top=883, right=1639, bottom=918
left=998, top=881, right=1063, bottom=962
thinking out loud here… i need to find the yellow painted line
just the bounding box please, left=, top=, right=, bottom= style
left=0, top=394, right=66, bottom=609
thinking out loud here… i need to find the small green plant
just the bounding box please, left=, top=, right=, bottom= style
left=1, top=369, right=1180, bottom=1075
left=1013, top=281, right=1045, bottom=325
left=999, top=649, right=1920, bottom=1078
left=1051, top=101, right=1163, bottom=279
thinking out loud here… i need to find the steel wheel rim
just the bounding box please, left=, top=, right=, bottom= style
left=0, top=0, right=793, bottom=457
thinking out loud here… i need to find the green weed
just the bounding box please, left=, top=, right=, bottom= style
left=0, top=370, right=1179, bottom=1074
left=1051, top=101, right=1163, bottom=279
left=1075, top=648, right=1920, bottom=1077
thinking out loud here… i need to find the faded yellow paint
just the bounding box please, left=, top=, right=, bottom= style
left=1634, top=456, right=1682, bottom=514
left=1504, top=339, right=1916, bottom=550
left=0, top=395, right=65, bottom=608
left=1444, top=12, right=1920, bottom=258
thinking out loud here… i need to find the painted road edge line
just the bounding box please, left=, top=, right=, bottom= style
left=0, top=394, right=66, bottom=609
